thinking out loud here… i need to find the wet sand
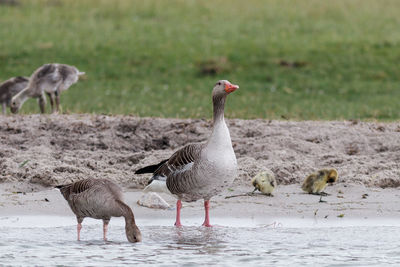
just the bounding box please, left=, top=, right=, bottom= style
left=1, top=182, right=400, bottom=224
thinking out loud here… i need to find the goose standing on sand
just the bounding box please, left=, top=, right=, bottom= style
left=135, top=80, right=239, bottom=227
left=10, top=63, right=84, bottom=114
left=0, top=76, right=29, bottom=114
left=57, top=178, right=142, bottom=243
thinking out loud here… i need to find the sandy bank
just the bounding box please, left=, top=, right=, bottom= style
left=0, top=115, right=399, bottom=190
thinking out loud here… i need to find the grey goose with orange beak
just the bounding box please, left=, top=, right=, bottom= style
left=57, top=178, right=142, bottom=243
left=135, top=80, right=239, bottom=227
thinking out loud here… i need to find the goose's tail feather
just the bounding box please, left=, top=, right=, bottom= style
left=135, top=159, right=168, bottom=174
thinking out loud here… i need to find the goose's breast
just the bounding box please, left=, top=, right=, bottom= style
left=199, top=151, right=237, bottom=187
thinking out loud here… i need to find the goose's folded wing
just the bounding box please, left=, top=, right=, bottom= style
left=13, top=76, right=29, bottom=83
left=57, top=179, right=99, bottom=199
left=69, top=179, right=99, bottom=194
left=36, top=64, right=57, bottom=80
left=153, top=143, right=203, bottom=178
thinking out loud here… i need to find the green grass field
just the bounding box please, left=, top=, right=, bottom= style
left=1, top=0, right=399, bottom=120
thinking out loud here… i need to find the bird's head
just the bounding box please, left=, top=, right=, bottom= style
left=318, top=169, right=338, bottom=184
left=126, top=224, right=142, bottom=243
left=10, top=97, right=21, bottom=114
left=326, top=169, right=338, bottom=184
left=251, top=171, right=276, bottom=191
left=212, top=80, right=239, bottom=98
left=251, top=176, right=260, bottom=190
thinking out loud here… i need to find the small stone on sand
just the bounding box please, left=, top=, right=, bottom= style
left=137, top=192, right=170, bottom=209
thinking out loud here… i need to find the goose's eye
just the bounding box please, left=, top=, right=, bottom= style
left=218, top=82, right=221, bottom=86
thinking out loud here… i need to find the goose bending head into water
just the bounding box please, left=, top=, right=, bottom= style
left=135, top=80, right=239, bottom=227
left=56, top=178, right=142, bottom=243
left=10, top=63, right=84, bottom=114
left=0, top=76, right=29, bottom=115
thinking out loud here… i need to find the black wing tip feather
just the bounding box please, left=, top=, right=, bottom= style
left=135, top=159, right=168, bottom=174
left=134, top=165, right=157, bottom=174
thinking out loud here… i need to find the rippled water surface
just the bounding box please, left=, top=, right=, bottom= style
left=1, top=216, right=400, bottom=266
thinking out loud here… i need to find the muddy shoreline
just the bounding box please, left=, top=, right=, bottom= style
left=0, top=115, right=400, bottom=190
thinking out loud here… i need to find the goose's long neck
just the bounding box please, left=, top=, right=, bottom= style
left=120, top=201, right=136, bottom=227
left=212, top=94, right=226, bottom=125
left=13, top=87, right=30, bottom=103
left=207, top=94, right=232, bottom=150
left=117, top=200, right=140, bottom=242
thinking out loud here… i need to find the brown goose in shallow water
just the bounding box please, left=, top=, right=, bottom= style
left=0, top=76, right=29, bottom=114
left=57, top=178, right=142, bottom=242
left=10, top=63, right=84, bottom=114
left=135, top=80, right=239, bottom=227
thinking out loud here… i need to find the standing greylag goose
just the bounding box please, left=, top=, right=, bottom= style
left=56, top=178, right=142, bottom=243
left=135, top=80, right=239, bottom=227
left=10, top=63, right=84, bottom=114
left=0, top=76, right=29, bottom=114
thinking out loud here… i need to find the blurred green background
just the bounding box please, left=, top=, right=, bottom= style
left=1, top=0, right=399, bottom=120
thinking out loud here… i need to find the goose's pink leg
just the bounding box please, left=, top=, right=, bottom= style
left=202, top=200, right=212, bottom=227
left=103, top=221, right=109, bottom=241
left=77, top=223, right=82, bottom=241
left=174, top=200, right=182, bottom=227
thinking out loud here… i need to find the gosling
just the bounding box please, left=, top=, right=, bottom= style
left=10, top=63, right=84, bottom=114
left=302, top=169, right=338, bottom=195
left=0, top=76, right=29, bottom=114
left=251, top=170, right=277, bottom=196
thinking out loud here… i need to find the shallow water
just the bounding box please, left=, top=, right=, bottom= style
left=1, top=216, right=400, bottom=266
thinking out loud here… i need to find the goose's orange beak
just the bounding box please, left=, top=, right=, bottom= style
left=225, top=81, right=239, bottom=93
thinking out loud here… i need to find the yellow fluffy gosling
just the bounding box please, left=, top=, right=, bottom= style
left=302, top=169, right=338, bottom=195
left=251, top=170, right=277, bottom=196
